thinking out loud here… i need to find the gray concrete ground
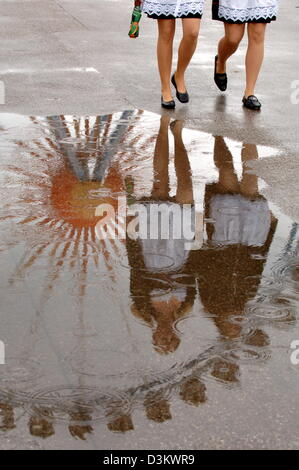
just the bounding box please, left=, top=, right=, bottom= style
left=0, top=0, right=299, bottom=451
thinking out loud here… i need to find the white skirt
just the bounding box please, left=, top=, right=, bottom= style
left=141, top=0, right=205, bottom=18
left=212, top=0, right=278, bottom=23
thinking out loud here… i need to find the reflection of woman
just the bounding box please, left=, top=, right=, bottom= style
left=196, top=137, right=277, bottom=382
left=212, top=0, right=279, bottom=110
left=141, top=0, right=205, bottom=108
left=127, top=117, right=197, bottom=354
left=198, top=136, right=277, bottom=341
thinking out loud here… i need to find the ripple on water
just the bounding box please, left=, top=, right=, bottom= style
left=58, top=137, right=85, bottom=145
left=27, top=386, right=132, bottom=424
left=231, top=346, right=272, bottom=364
left=245, top=302, right=297, bottom=323
left=119, top=252, right=176, bottom=273
left=271, top=256, right=299, bottom=283
left=0, top=358, right=43, bottom=388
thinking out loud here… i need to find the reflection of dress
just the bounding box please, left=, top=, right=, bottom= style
left=139, top=201, right=195, bottom=272
left=210, top=193, right=271, bottom=247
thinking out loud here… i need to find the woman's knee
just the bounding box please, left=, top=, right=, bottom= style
left=182, top=18, right=200, bottom=42
left=183, top=29, right=199, bottom=43
left=226, top=33, right=244, bottom=49
left=158, top=21, right=175, bottom=42
left=224, top=25, right=245, bottom=49
left=248, top=24, right=266, bottom=44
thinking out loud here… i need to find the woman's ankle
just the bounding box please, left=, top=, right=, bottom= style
left=161, top=86, right=173, bottom=100
left=244, top=88, right=255, bottom=98
left=216, top=56, right=226, bottom=74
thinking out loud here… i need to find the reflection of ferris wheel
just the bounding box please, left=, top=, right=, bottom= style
left=2, top=110, right=158, bottom=295
left=1, top=112, right=299, bottom=439
left=0, top=112, right=259, bottom=436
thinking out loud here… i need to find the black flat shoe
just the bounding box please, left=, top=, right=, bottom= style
left=214, top=55, right=227, bottom=92
left=161, top=96, right=175, bottom=109
left=171, top=74, right=189, bottom=103
left=242, top=95, right=261, bottom=111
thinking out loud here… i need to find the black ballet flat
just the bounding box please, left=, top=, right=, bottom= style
left=161, top=96, right=175, bottom=109
left=242, top=95, right=261, bottom=111
left=214, top=55, right=227, bottom=92
left=171, top=74, right=189, bottom=103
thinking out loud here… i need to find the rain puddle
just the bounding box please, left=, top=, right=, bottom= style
left=0, top=110, right=298, bottom=447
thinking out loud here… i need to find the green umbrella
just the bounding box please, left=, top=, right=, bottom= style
left=128, top=0, right=142, bottom=38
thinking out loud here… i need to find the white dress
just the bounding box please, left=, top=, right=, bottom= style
left=212, top=0, right=279, bottom=23
left=141, top=0, right=205, bottom=18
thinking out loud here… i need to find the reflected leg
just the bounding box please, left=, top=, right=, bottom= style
left=171, top=120, right=194, bottom=204
left=240, top=143, right=259, bottom=197
left=151, top=115, right=171, bottom=200
left=213, top=136, right=239, bottom=192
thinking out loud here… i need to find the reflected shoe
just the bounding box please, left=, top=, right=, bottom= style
left=161, top=96, right=175, bottom=109
left=171, top=74, right=189, bottom=103
left=214, top=55, right=227, bottom=92
left=242, top=95, right=261, bottom=111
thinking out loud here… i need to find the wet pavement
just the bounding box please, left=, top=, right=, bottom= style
left=0, top=110, right=299, bottom=449
left=0, top=0, right=299, bottom=451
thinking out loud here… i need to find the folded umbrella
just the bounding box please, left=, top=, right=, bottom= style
left=128, top=0, right=142, bottom=38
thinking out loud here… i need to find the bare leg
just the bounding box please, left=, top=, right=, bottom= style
left=240, top=143, right=259, bottom=197
left=171, top=120, right=194, bottom=204
left=157, top=19, right=176, bottom=101
left=213, top=136, right=239, bottom=192
left=245, top=23, right=267, bottom=97
left=174, top=18, right=201, bottom=93
left=151, top=115, right=170, bottom=200
left=217, top=23, right=245, bottom=73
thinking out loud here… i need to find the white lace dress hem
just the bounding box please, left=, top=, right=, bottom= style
left=141, top=0, right=205, bottom=18
left=219, top=6, right=278, bottom=22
